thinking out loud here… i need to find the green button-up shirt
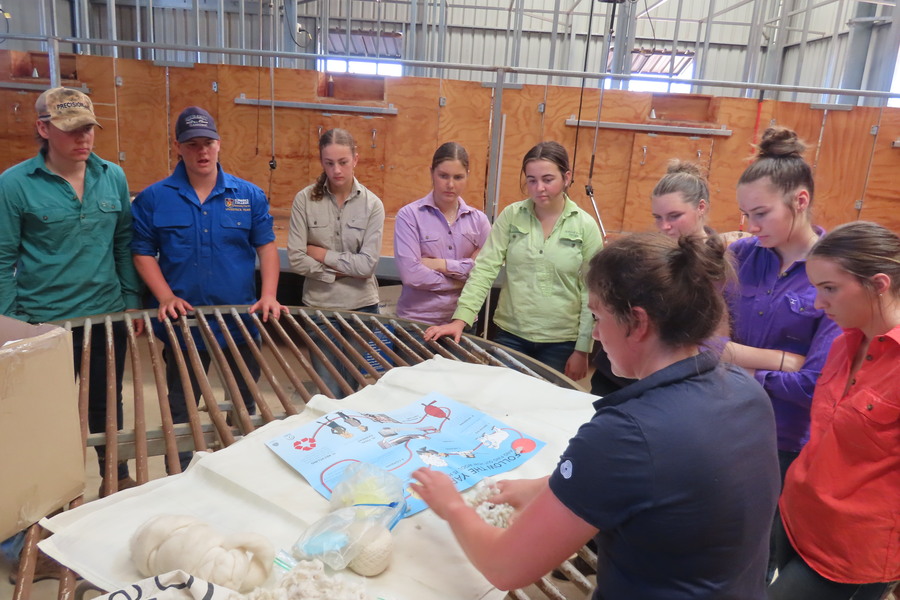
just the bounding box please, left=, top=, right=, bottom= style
left=453, top=196, right=603, bottom=352
left=0, top=151, right=142, bottom=323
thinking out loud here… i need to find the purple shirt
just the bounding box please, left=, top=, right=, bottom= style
left=729, top=230, right=841, bottom=453
left=394, top=192, right=491, bottom=325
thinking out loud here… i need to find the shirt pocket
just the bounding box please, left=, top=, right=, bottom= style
left=92, top=198, right=122, bottom=237
left=554, top=230, right=587, bottom=275
left=779, top=290, right=824, bottom=348
left=154, top=211, right=194, bottom=256
left=419, top=232, right=443, bottom=258
left=23, top=208, right=78, bottom=252
left=344, top=215, right=368, bottom=253
left=843, top=389, right=899, bottom=455
left=219, top=211, right=251, bottom=249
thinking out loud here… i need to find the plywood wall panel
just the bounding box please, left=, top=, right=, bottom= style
left=382, top=76, right=440, bottom=216
left=217, top=65, right=287, bottom=209
left=168, top=63, right=220, bottom=132
left=860, top=107, right=900, bottom=233
left=0, top=90, right=42, bottom=170
left=815, top=106, right=880, bottom=229
left=621, top=134, right=714, bottom=234
left=494, top=84, right=546, bottom=214
left=436, top=79, right=493, bottom=211
left=770, top=101, right=824, bottom=158
left=76, top=55, right=120, bottom=165
left=113, top=58, right=170, bottom=193
left=541, top=86, right=651, bottom=233
left=706, top=97, right=772, bottom=232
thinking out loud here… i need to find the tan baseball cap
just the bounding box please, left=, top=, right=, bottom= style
left=35, top=87, right=102, bottom=131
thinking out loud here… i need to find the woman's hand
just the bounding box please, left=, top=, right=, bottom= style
left=410, top=468, right=468, bottom=522
left=564, top=350, right=589, bottom=381
left=424, top=319, right=467, bottom=343
left=489, top=477, right=549, bottom=510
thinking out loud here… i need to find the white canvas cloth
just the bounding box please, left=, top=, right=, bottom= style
left=40, top=357, right=596, bottom=600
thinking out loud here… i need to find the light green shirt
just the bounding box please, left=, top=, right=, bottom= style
left=0, top=151, right=142, bottom=323
left=453, top=196, right=603, bottom=352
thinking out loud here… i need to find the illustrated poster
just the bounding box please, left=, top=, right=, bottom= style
left=265, top=392, right=545, bottom=516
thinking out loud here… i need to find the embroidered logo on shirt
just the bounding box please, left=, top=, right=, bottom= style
left=225, top=197, right=251, bottom=211
left=560, top=459, right=573, bottom=479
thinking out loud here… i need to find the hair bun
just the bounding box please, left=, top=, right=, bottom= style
left=666, top=160, right=704, bottom=178
left=757, top=127, right=806, bottom=159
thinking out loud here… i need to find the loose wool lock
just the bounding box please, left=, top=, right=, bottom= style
left=130, top=514, right=275, bottom=593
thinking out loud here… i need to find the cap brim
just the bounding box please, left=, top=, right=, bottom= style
left=176, top=129, right=220, bottom=143
left=51, top=115, right=103, bottom=131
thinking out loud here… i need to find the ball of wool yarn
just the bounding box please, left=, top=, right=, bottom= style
left=348, top=525, right=392, bottom=577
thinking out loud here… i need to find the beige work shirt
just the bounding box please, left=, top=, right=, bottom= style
left=287, top=178, right=385, bottom=310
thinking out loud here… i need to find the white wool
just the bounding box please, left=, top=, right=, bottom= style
left=464, top=479, right=514, bottom=529
left=348, top=526, right=393, bottom=577
left=244, top=559, right=367, bottom=600
left=130, top=515, right=274, bottom=593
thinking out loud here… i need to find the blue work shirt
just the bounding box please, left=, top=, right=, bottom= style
left=131, top=161, right=275, bottom=348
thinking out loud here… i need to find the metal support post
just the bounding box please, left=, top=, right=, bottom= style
left=741, top=0, right=765, bottom=95
left=838, top=1, right=877, bottom=105
left=761, top=0, right=788, bottom=98
left=485, top=69, right=506, bottom=223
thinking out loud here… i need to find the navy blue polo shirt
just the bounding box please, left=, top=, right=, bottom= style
left=550, top=351, right=779, bottom=600
left=131, top=162, right=275, bottom=348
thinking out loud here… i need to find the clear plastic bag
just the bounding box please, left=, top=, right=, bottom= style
left=290, top=463, right=407, bottom=571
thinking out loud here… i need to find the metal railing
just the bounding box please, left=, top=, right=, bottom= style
left=11, top=306, right=590, bottom=600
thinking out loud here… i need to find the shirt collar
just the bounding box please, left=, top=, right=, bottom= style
left=29, top=150, right=105, bottom=178
left=421, top=191, right=473, bottom=216
left=519, top=194, right=579, bottom=217
left=165, top=161, right=231, bottom=197
left=324, top=177, right=363, bottom=201
left=842, top=325, right=900, bottom=347
left=593, top=350, right=719, bottom=411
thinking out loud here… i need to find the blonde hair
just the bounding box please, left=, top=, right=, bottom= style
left=652, top=160, right=709, bottom=210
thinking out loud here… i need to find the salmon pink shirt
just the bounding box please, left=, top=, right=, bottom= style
left=780, top=325, right=900, bottom=584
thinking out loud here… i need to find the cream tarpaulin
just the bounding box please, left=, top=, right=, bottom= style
left=40, top=357, right=596, bottom=600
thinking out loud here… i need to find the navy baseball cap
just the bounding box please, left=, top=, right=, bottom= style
left=175, top=106, right=219, bottom=143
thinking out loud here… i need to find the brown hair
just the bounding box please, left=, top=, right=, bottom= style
left=586, top=232, right=733, bottom=347
left=810, top=221, right=900, bottom=297
left=311, top=128, right=357, bottom=202
left=738, top=126, right=815, bottom=215
left=520, top=141, right=571, bottom=192
left=652, top=160, right=709, bottom=210
left=431, top=142, right=469, bottom=171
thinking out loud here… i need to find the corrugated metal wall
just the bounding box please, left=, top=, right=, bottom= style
left=1, top=0, right=894, bottom=101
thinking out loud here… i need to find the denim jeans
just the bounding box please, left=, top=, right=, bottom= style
left=768, top=518, right=892, bottom=600
left=308, top=304, right=380, bottom=398
left=492, top=328, right=575, bottom=375
left=71, top=321, right=129, bottom=480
